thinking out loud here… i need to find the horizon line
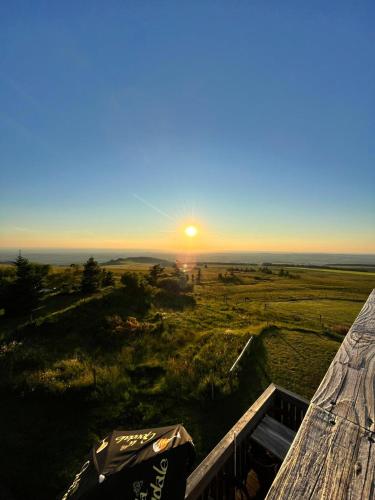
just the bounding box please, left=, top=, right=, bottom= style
left=1, top=247, right=375, bottom=256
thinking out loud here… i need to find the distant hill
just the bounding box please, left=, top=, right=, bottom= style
left=102, top=256, right=173, bottom=266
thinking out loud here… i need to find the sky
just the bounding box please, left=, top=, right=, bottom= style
left=0, top=1, right=374, bottom=254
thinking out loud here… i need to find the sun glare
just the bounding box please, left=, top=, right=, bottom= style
left=185, top=225, right=198, bottom=237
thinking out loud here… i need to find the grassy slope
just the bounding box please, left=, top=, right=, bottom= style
left=0, top=264, right=374, bottom=499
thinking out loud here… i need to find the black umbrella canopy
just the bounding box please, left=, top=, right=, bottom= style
left=61, top=424, right=195, bottom=500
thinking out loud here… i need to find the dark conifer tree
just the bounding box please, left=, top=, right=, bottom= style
left=81, top=257, right=101, bottom=293
left=3, top=255, right=49, bottom=316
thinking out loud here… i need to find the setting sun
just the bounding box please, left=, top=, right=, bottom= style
left=185, top=225, right=198, bottom=237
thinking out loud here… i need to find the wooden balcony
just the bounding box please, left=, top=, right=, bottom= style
left=185, top=384, right=308, bottom=499
left=185, top=289, right=375, bottom=500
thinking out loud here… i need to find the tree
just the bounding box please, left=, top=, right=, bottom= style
left=81, top=257, right=101, bottom=293
left=196, top=268, right=202, bottom=284
left=2, top=255, right=49, bottom=316
left=147, top=264, right=165, bottom=286
left=102, top=269, right=115, bottom=287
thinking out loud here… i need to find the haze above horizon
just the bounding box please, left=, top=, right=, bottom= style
left=1, top=2, right=374, bottom=253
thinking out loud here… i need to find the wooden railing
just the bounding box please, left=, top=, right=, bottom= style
left=268, top=388, right=309, bottom=432
left=266, top=289, right=375, bottom=500
left=185, top=384, right=308, bottom=500
left=186, top=290, right=375, bottom=499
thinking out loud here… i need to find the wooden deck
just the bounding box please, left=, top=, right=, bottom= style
left=266, top=289, right=375, bottom=499
left=251, top=415, right=296, bottom=461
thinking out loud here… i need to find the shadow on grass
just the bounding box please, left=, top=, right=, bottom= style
left=6, top=288, right=148, bottom=363
left=0, top=390, right=93, bottom=500
left=153, top=290, right=196, bottom=310
left=165, top=328, right=273, bottom=464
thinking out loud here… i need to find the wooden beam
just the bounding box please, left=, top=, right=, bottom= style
left=312, top=289, right=375, bottom=431
left=267, top=289, right=375, bottom=500
left=267, top=404, right=374, bottom=499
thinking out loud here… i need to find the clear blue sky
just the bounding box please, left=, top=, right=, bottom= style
left=1, top=1, right=374, bottom=253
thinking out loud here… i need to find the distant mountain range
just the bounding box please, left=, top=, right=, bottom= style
left=102, top=256, right=173, bottom=266
left=1, top=250, right=374, bottom=266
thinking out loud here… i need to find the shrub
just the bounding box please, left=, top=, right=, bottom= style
left=218, top=273, right=243, bottom=284
left=105, top=315, right=151, bottom=336
left=101, top=270, right=115, bottom=287
left=259, top=266, right=272, bottom=274
left=147, top=264, right=165, bottom=286
left=120, top=272, right=153, bottom=311
left=157, top=277, right=192, bottom=294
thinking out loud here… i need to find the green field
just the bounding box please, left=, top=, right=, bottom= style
left=0, top=262, right=374, bottom=499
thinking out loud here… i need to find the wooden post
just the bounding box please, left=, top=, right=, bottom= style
left=229, top=336, right=253, bottom=374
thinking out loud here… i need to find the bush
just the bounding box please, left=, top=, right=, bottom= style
left=259, top=266, right=272, bottom=274
left=120, top=272, right=153, bottom=312
left=105, top=315, right=151, bottom=336
left=101, top=270, right=115, bottom=287
left=157, top=277, right=192, bottom=294
left=218, top=273, right=243, bottom=284
left=147, top=264, right=165, bottom=286
left=120, top=272, right=141, bottom=290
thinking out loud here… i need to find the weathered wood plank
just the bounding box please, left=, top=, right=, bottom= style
left=266, top=404, right=375, bottom=500
left=312, top=289, right=375, bottom=431
left=268, top=289, right=375, bottom=499
left=251, top=415, right=296, bottom=460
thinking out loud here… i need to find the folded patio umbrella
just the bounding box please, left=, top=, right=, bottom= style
left=61, top=424, right=195, bottom=500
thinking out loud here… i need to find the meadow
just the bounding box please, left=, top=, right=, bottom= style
left=0, top=261, right=374, bottom=499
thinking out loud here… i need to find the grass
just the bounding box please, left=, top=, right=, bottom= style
left=0, top=262, right=374, bottom=499
left=285, top=266, right=375, bottom=276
